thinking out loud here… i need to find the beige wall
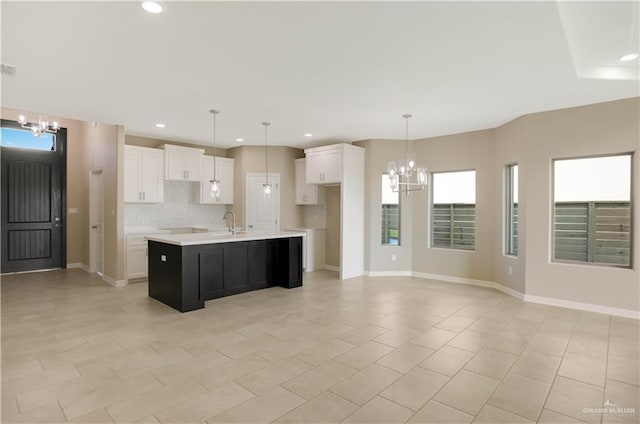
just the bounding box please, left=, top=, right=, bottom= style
left=1, top=107, right=86, bottom=266
left=79, top=121, right=122, bottom=282
left=325, top=185, right=341, bottom=267
left=354, top=140, right=413, bottom=272
left=505, top=98, right=639, bottom=312
left=412, top=129, right=497, bottom=282
left=356, top=98, right=638, bottom=313
left=226, top=146, right=304, bottom=230
left=125, top=135, right=229, bottom=157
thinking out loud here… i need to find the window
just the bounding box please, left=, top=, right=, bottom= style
left=382, top=174, right=400, bottom=245
left=1, top=127, right=56, bottom=151
left=553, top=154, right=632, bottom=267
left=505, top=164, right=519, bottom=256
left=431, top=170, right=476, bottom=250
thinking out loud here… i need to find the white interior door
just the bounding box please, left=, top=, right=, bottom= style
left=90, top=170, right=104, bottom=274
left=246, top=173, right=280, bottom=232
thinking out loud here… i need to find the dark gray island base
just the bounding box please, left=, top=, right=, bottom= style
left=147, top=235, right=303, bottom=312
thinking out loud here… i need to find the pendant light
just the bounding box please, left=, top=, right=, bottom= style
left=387, top=113, right=427, bottom=194
left=262, top=122, right=272, bottom=197
left=209, top=109, right=221, bottom=201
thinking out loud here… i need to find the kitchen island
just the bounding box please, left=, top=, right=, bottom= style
left=145, top=231, right=304, bottom=312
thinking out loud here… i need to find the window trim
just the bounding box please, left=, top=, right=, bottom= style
left=504, top=163, right=518, bottom=257
left=551, top=152, right=634, bottom=269
left=429, top=168, right=477, bottom=252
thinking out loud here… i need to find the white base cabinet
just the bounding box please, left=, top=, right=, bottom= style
left=126, top=235, right=148, bottom=280
left=286, top=228, right=325, bottom=272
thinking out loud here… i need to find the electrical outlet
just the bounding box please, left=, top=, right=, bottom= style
left=161, top=255, right=167, bottom=262
left=508, top=266, right=513, bottom=275
left=391, top=254, right=397, bottom=262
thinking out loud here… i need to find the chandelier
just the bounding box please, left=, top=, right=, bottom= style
left=17, top=114, right=60, bottom=137
left=209, top=109, right=221, bottom=201
left=387, top=113, right=427, bottom=193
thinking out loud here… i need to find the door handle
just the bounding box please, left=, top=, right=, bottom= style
left=248, top=225, right=253, bottom=229
left=91, top=225, right=98, bottom=229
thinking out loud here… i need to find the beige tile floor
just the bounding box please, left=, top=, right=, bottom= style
left=1, top=269, right=638, bottom=424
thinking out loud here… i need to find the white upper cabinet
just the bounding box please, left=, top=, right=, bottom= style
left=304, top=144, right=343, bottom=184
left=200, top=156, right=234, bottom=204
left=124, top=145, right=164, bottom=203
left=161, top=144, right=204, bottom=181
left=295, top=158, right=325, bottom=205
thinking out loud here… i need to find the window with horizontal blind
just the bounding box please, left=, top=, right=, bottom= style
left=505, top=164, right=518, bottom=256
left=553, top=154, right=632, bottom=267
left=381, top=174, right=400, bottom=245
left=431, top=170, right=476, bottom=250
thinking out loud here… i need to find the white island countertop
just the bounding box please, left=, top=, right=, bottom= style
left=145, top=230, right=306, bottom=247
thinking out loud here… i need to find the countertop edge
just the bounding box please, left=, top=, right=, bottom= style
left=145, top=231, right=306, bottom=246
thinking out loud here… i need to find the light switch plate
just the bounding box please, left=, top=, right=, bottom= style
left=161, top=255, right=167, bottom=262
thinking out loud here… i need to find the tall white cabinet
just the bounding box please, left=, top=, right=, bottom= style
left=161, top=144, right=204, bottom=182
left=124, top=145, right=164, bottom=203
left=200, top=156, right=235, bottom=204
left=303, top=143, right=365, bottom=280
left=295, top=158, right=325, bottom=205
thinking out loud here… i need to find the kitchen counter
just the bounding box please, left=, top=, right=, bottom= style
left=145, top=230, right=306, bottom=246
left=147, top=232, right=304, bottom=312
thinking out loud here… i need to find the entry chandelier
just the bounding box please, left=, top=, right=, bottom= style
left=387, top=113, right=427, bottom=194
left=262, top=121, right=272, bottom=197
left=209, top=109, right=221, bottom=201
left=17, top=114, right=60, bottom=137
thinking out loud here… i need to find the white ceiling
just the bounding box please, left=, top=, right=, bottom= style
left=2, top=1, right=638, bottom=149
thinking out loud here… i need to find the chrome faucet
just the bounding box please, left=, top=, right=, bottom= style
left=223, top=211, right=236, bottom=234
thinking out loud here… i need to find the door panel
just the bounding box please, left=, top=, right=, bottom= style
left=246, top=174, right=279, bottom=232
left=1, top=124, right=65, bottom=272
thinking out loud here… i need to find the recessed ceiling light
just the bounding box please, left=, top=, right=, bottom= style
left=155, top=123, right=166, bottom=128
left=619, top=53, right=639, bottom=62
left=304, top=133, right=313, bottom=137
left=235, top=138, right=244, bottom=142
left=141, top=1, right=163, bottom=14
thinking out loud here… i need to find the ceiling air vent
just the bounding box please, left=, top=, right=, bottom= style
left=1, top=64, right=17, bottom=77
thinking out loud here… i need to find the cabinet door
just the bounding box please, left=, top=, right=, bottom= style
left=165, top=149, right=185, bottom=180
left=248, top=240, right=271, bottom=289
left=322, top=148, right=342, bottom=183
left=140, top=150, right=163, bottom=203
left=223, top=242, right=249, bottom=293
left=295, top=159, right=307, bottom=204
left=127, top=244, right=148, bottom=279
left=183, top=150, right=202, bottom=181
left=199, top=245, right=225, bottom=300
left=217, top=159, right=234, bottom=204
left=305, top=153, right=324, bottom=184
left=124, top=149, right=142, bottom=202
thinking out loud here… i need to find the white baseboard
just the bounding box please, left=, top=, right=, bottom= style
left=324, top=265, right=339, bottom=272
left=411, top=271, right=495, bottom=289
left=524, top=294, right=639, bottom=320
left=102, top=274, right=127, bottom=287
left=364, top=270, right=638, bottom=320
left=364, top=271, right=412, bottom=277
left=67, top=263, right=90, bottom=273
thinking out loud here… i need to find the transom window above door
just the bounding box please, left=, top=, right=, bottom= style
left=1, top=127, right=56, bottom=151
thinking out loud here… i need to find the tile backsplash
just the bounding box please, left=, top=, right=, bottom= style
left=125, top=181, right=228, bottom=228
